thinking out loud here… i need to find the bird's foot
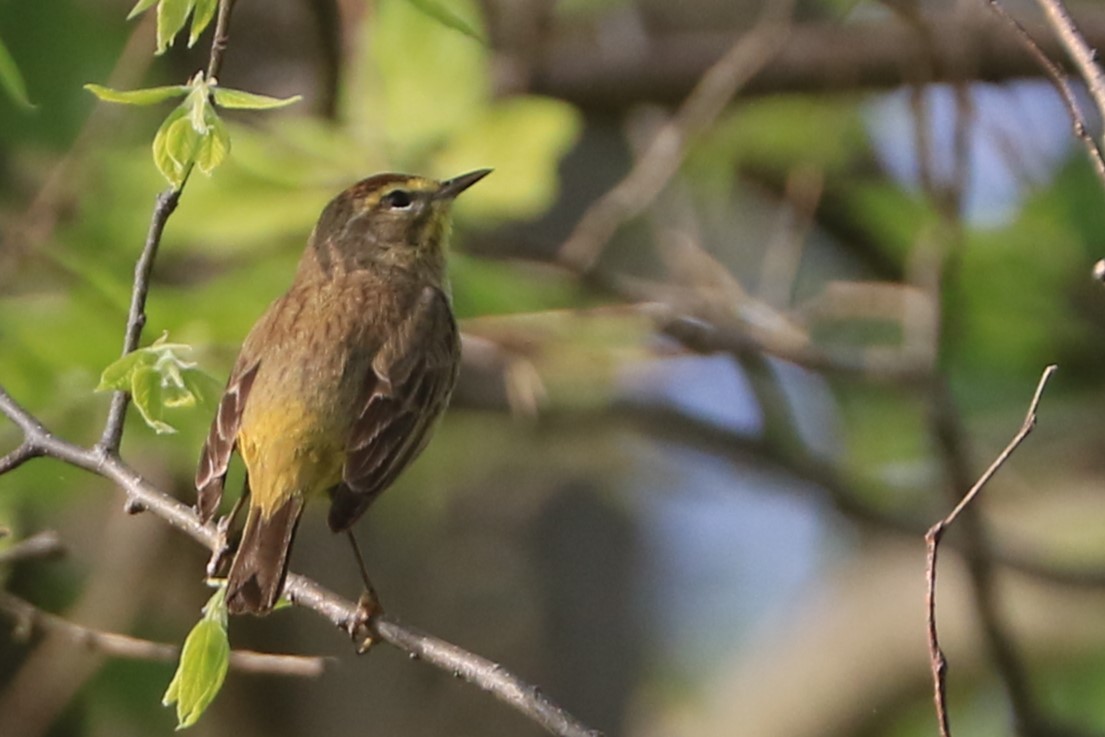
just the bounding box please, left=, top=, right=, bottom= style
left=204, top=514, right=236, bottom=578
left=348, top=588, right=384, bottom=654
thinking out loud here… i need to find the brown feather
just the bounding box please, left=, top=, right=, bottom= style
left=195, top=361, right=260, bottom=522
left=329, top=286, right=459, bottom=531
left=225, top=496, right=305, bottom=615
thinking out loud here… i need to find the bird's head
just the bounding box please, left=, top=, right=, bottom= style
left=309, top=169, right=491, bottom=279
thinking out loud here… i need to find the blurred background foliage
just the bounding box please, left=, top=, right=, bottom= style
left=5, top=1, right=1105, bottom=737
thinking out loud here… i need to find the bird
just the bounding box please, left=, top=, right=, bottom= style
left=194, top=169, right=490, bottom=616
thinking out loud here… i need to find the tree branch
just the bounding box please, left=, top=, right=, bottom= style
left=985, top=0, right=1105, bottom=193
left=0, top=590, right=326, bottom=678
left=557, top=4, right=792, bottom=272
left=206, top=0, right=236, bottom=80
left=0, top=384, right=600, bottom=737
left=925, top=365, right=1058, bottom=737
left=521, top=8, right=1105, bottom=110
left=286, top=576, right=602, bottom=737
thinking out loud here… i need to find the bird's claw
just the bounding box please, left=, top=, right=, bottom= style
left=350, top=589, right=383, bottom=654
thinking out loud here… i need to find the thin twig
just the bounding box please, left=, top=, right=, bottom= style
left=97, top=188, right=182, bottom=453
left=0, top=590, right=326, bottom=678
left=556, top=5, right=792, bottom=272
left=925, top=364, right=1058, bottom=737
left=985, top=0, right=1105, bottom=186
left=206, top=0, right=237, bottom=80
left=0, top=443, right=41, bottom=475
left=1033, top=0, right=1105, bottom=125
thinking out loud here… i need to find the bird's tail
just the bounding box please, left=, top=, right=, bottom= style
left=226, top=496, right=305, bottom=615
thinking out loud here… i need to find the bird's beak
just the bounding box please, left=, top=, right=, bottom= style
left=436, top=168, right=492, bottom=200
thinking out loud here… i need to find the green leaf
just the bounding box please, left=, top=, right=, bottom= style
left=84, top=83, right=189, bottom=106
left=185, top=85, right=209, bottom=134
left=163, top=587, right=230, bottom=729
left=0, top=36, right=32, bottom=110
left=127, top=0, right=159, bottom=20
left=131, top=365, right=177, bottom=434
left=212, top=87, right=302, bottom=110
left=96, top=350, right=149, bottom=392
left=194, top=109, right=229, bottom=175
left=153, top=104, right=200, bottom=187
left=189, top=0, right=218, bottom=46
left=405, top=0, right=486, bottom=44
left=157, top=0, right=193, bottom=54
left=96, top=336, right=212, bottom=434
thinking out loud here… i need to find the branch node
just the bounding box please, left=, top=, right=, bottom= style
left=123, top=498, right=147, bottom=515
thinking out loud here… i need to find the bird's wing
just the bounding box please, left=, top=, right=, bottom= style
left=195, top=357, right=260, bottom=523
left=329, top=286, right=460, bottom=531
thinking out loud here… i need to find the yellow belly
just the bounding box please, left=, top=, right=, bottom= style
left=238, top=399, right=346, bottom=519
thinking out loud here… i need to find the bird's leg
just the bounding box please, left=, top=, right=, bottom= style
left=206, top=482, right=250, bottom=578
left=346, top=529, right=383, bottom=653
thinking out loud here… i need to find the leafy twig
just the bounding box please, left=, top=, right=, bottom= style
left=98, top=188, right=182, bottom=453
left=924, top=365, right=1057, bottom=737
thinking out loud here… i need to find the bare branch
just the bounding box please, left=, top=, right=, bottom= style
left=1034, top=0, right=1105, bottom=124
left=522, top=8, right=1105, bottom=109
left=556, top=6, right=792, bottom=272
left=0, top=590, right=326, bottom=678
left=925, top=365, right=1058, bottom=737
left=286, top=576, right=602, bottom=737
left=0, top=443, right=41, bottom=475
left=206, top=0, right=237, bottom=80
left=985, top=0, right=1105, bottom=189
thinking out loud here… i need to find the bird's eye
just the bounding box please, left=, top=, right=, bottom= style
left=382, top=189, right=413, bottom=209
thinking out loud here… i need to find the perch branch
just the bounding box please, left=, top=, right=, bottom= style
left=0, top=385, right=600, bottom=737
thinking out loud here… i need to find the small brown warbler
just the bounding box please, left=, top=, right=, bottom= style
left=195, top=169, right=490, bottom=615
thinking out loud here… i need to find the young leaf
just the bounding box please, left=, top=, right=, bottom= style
left=0, top=36, right=33, bottom=110
left=84, top=83, right=189, bottom=106
left=185, top=84, right=209, bottom=134
left=157, top=0, right=193, bottom=54
left=194, top=110, right=229, bottom=175
left=163, top=587, right=230, bottom=729
left=131, top=365, right=178, bottom=434
left=153, top=104, right=201, bottom=187
left=189, top=0, right=218, bottom=47
left=96, top=336, right=211, bottom=434
left=405, top=0, right=486, bottom=45
left=127, top=0, right=159, bottom=20
left=211, top=87, right=302, bottom=110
